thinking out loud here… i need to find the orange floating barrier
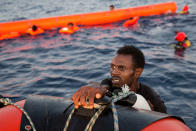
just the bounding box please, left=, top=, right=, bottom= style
left=0, top=32, right=20, bottom=40
left=0, top=2, right=177, bottom=35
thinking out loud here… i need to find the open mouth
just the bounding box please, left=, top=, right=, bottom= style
left=112, top=76, right=121, bottom=85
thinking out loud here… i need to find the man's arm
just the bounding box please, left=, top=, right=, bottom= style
left=154, top=100, right=167, bottom=113
left=138, top=84, right=167, bottom=113
left=147, top=99, right=167, bottom=113
left=72, top=82, right=108, bottom=109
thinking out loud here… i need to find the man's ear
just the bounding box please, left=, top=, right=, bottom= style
left=134, top=68, right=143, bottom=78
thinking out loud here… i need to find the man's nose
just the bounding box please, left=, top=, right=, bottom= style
left=111, top=68, right=120, bottom=75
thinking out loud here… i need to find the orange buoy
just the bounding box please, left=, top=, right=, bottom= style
left=0, top=32, right=20, bottom=40
left=0, top=2, right=177, bottom=34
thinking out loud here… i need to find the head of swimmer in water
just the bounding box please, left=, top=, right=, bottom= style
left=129, top=17, right=134, bottom=20
left=67, top=23, right=74, bottom=29
left=32, top=25, right=38, bottom=31
left=110, top=45, right=145, bottom=90
left=110, top=5, right=114, bottom=11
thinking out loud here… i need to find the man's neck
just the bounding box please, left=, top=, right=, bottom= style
left=129, top=81, right=140, bottom=92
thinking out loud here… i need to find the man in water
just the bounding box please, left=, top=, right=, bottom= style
left=26, top=25, right=44, bottom=36
left=175, top=31, right=191, bottom=51
left=179, top=5, right=189, bottom=14
left=72, top=45, right=167, bottom=113
left=59, top=22, right=79, bottom=34
left=110, top=5, right=115, bottom=11
left=174, top=31, right=191, bottom=57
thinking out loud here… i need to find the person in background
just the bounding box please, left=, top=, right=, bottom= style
left=175, top=31, right=191, bottom=52
left=179, top=5, right=189, bottom=14
left=123, top=16, right=139, bottom=27
left=59, top=22, right=79, bottom=34
left=26, top=25, right=44, bottom=36
left=72, top=45, right=167, bottom=113
left=110, top=5, right=115, bottom=11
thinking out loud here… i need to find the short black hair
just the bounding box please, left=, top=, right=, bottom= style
left=110, top=5, right=114, bottom=8
left=32, top=25, right=37, bottom=31
left=68, top=23, right=74, bottom=26
left=129, top=17, right=133, bottom=20
left=117, top=45, right=145, bottom=69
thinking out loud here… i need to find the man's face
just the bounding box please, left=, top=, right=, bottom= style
left=110, top=7, right=114, bottom=10
left=68, top=24, right=73, bottom=29
left=110, top=54, right=135, bottom=88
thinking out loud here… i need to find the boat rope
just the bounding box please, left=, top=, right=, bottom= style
left=84, top=105, right=107, bottom=131
left=111, top=101, right=119, bottom=131
left=64, top=84, right=133, bottom=131
left=63, top=107, right=75, bottom=131
left=0, top=97, right=36, bottom=131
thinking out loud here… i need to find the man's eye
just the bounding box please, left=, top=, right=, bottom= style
left=118, top=66, right=126, bottom=71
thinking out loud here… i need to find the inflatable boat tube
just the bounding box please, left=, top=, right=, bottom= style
left=0, top=2, right=177, bottom=34
left=0, top=95, right=191, bottom=131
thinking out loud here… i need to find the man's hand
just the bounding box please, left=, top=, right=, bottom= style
left=72, top=82, right=107, bottom=109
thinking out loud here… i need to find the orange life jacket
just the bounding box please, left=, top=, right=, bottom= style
left=182, top=40, right=191, bottom=48
left=59, top=26, right=79, bottom=34
left=0, top=32, right=20, bottom=40
left=26, top=28, right=44, bottom=36
left=123, top=16, right=139, bottom=27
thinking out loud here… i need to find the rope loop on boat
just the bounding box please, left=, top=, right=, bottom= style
left=64, top=84, right=133, bottom=131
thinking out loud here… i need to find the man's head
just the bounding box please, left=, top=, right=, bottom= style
left=32, top=25, right=37, bottom=31
left=110, top=45, right=145, bottom=89
left=110, top=5, right=114, bottom=11
left=68, top=23, right=74, bottom=29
